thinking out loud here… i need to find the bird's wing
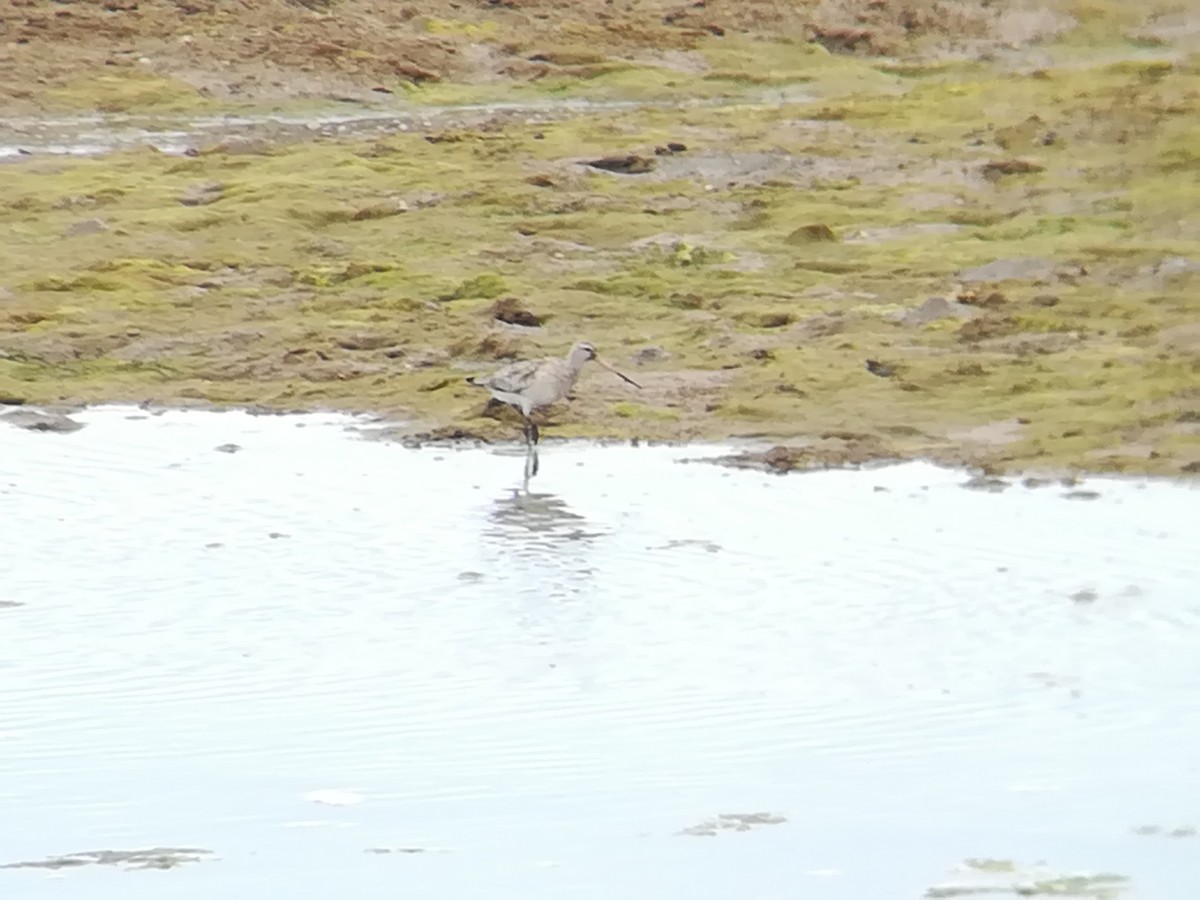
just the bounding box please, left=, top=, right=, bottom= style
left=479, top=359, right=541, bottom=394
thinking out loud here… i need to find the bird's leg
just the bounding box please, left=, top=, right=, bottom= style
left=515, top=411, right=540, bottom=479
left=519, top=412, right=540, bottom=446
left=523, top=445, right=535, bottom=484
left=524, top=444, right=539, bottom=481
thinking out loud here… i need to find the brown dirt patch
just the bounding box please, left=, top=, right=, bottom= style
left=0, top=0, right=1092, bottom=110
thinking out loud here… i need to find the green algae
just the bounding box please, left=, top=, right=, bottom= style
left=926, top=858, right=1130, bottom=899
left=46, top=72, right=213, bottom=114
left=2, top=39, right=1198, bottom=475
left=612, top=402, right=680, bottom=421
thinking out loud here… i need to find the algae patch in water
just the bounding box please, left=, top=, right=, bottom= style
left=926, top=858, right=1130, bottom=899
left=1, top=847, right=214, bottom=871
left=676, top=811, right=787, bottom=836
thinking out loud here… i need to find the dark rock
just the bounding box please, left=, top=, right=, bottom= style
left=214, top=443, right=242, bottom=454
left=585, top=155, right=656, bottom=175
left=489, top=297, right=543, bottom=327
left=786, top=223, right=838, bottom=244
left=957, top=290, right=1007, bottom=308
left=865, top=359, right=899, bottom=378
left=981, top=158, right=1046, bottom=180
left=742, top=311, right=792, bottom=329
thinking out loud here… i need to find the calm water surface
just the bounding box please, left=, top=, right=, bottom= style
left=2, top=408, right=1198, bottom=899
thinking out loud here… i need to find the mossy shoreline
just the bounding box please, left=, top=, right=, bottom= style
left=2, top=1, right=1198, bottom=477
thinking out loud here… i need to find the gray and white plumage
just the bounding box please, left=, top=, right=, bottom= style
left=466, top=341, right=639, bottom=420
left=467, top=341, right=639, bottom=482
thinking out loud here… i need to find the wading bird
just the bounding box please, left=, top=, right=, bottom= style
left=466, top=341, right=641, bottom=478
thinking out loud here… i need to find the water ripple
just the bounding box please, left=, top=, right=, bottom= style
left=1, top=407, right=1198, bottom=898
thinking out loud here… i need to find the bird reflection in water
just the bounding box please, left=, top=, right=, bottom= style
left=486, top=488, right=605, bottom=548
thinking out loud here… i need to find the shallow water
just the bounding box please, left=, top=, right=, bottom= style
left=2, top=407, right=1198, bottom=898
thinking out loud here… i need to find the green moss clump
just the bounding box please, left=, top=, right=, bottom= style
left=439, top=274, right=510, bottom=301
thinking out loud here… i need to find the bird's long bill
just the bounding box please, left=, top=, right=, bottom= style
left=595, top=356, right=642, bottom=389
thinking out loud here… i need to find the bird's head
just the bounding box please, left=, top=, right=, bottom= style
left=568, top=341, right=598, bottom=368
left=569, top=341, right=641, bottom=389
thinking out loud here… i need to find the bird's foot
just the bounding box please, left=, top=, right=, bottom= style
left=524, top=445, right=539, bottom=480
